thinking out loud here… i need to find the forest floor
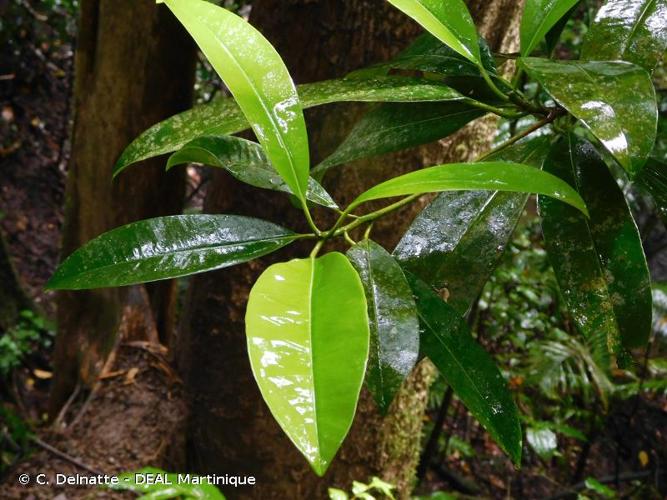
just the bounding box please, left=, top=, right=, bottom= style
left=1, top=5, right=666, bottom=500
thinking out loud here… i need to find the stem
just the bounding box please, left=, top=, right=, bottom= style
left=465, top=99, right=524, bottom=119
left=343, top=231, right=356, bottom=246
left=301, top=199, right=322, bottom=237
left=334, top=194, right=421, bottom=237
left=479, top=65, right=511, bottom=103
left=309, top=240, right=324, bottom=258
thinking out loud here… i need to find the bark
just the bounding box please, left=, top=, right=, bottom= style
left=0, top=228, right=31, bottom=331
left=48, top=0, right=196, bottom=417
left=177, top=1, right=523, bottom=498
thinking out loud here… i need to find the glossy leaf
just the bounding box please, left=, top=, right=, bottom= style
left=408, top=274, right=522, bottom=464
left=636, top=157, right=667, bottom=222
left=519, top=58, right=658, bottom=175
left=159, top=0, right=310, bottom=201
left=245, top=253, right=369, bottom=475
left=520, top=0, right=581, bottom=56
left=582, top=0, right=667, bottom=73
left=114, top=77, right=467, bottom=175
left=167, top=136, right=337, bottom=208
left=313, top=102, right=483, bottom=176
left=538, top=134, right=652, bottom=355
left=46, top=215, right=298, bottom=290
left=350, top=161, right=588, bottom=215
left=347, top=240, right=419, bottom=414
left=386, top=0, right=481, bottom=64
left=111, top=468, right=225, bottom=499
left=394, top=137, right=552, bottom=314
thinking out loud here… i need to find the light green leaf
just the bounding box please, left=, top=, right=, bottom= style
left=349, top=161, right=588, bottom=215
left=520, top=0, right=581, bottom=56
left=408, top=274, right=522, bottom=464
left=111, top=468, right=225, bottom=499
left=386, top=0, right=481, bottom=64
left=245, top=253, right=370, bottom=475
left=313, top=102, right=483, bottom=176
left=114, top=77, right=467, bottom=176
left=582, top=0, right=667, bottom=73
left=538, top=134, right=652, bottom=357
left=526, top=427, right=558, bottom=460
left=46, top=215, right=298, bottom=290
left=394, top=137, right=552, bottom=314
left=167, top=136, right=337, bottom=209
left=160, top=0, right=310, bottom=201
left=519, top=58, right=658, bottom=175
left=347, top=240, right=419, bottom=414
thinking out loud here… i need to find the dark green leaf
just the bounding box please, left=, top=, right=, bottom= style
left=544, top=4, right=579, bottom=54
left=394, top=137, right=552, bottom=314
left=582, top=0, right=667, bottom=73
left=538, top=134, right=652, bottom=356
left=347, top=240, right=419, bottom=414
left=114, top=77, right=468, bottom=176
left=350, top=161, right=588, bottom=215
left=46, top=215, right=298, bottom=290
left=636, top=156, right=667, bottom=222
left=519, top=58, right=658, bottom=176
left=408, top=274, right=522, bottom=464
left=313, top=102, right=483, bottom=176
left=386, top=0, right=481, bottom=65
left=160, top=0, right=310, bottom=202
left=167, top=136, right=337, bottom=208
left=520, top=0, right=581, bottom=56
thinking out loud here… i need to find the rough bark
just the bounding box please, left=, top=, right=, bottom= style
left=177, top=1, right=523, bottom=498
left=49, top=0, right=196, bottom=417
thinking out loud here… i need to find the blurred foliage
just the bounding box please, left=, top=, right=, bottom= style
left=328, top=476, right=396, bottom=500
left=0, top=404, right=32, bottom=476
left=0, top=309, right=54, bottom=378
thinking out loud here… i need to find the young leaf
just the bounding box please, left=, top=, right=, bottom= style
left=408, top=274, right=522, bottom=464
left=520, top=0, right=581, bottom=56
left=349, top=161, right=588, bottom=215
left=519, top=58, right=658, bottom=176
left=46, top=215, right=298, bottom=290
left=394, top=137, right=552, bottom=314
left=167, top=136, right=338, bottom=209
left=114, top=77, right=468, bottom=176
left=313, top=102, right=484, bottom=176
left=582, top=0, right=667, bottom=74
left=538, top=134, right=652, bottom=356
left=386, top=0, right=481, bottom=65
left=347, top=240, right=419, bottom=414
left=245, top=253, right=370, bottom=476
left=159, top=0, right=310, bottom=202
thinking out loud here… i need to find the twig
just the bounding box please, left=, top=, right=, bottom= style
left=52, top=381, right=80, bottom=431
left=31, top=436, right=104, bottom=476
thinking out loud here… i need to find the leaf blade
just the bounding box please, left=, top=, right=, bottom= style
left=520, top=0, right=581, bottom=56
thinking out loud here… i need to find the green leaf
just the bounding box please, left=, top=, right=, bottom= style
left=394, top=137, right=552, bottom=314
left=408, top=274, right=522, bottom=464
left=328, top=489, right=350, bottom=500
left=245, top=253, right=370, bottom=475
left=526, top=427, right=558, bottom=460
left=46, top=215, right=298, bottom=290
left=313, top=102, right=484, bottom=176
left=114, top=77, right=468, bottom=176
left=111, top=468, right=225, bottom=499
left=538, top=134, right=652, bottom=356
left=584, top=478, right=616, bottom=498
left=347, top=240, right=419, bottom=414
left=582, top=0, right=667, bottom=73
left=159, top=0, right=310, bottom=201
left=386, top=0, right=481, bottom=64
left=520, top=0, right=581, bottom=56
left=167, top=136, right=338, bottom=209
left=350, top=161, right=588, bottom=215
left=519, top=58, right=658, bottom=176
left=636, top=157, right=667, bottom=222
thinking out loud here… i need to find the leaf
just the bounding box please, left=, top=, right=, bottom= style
left=408, top=274, right=522, bottom=464
left=636, top=157, right=667, bottom=222
left=526, top=427, right=558, bottom=460
left=159, top=0, right=310, bottom=201
left=386, top=0, right=481, bottom=64
left=584, top=478, right=616, bottom=498
left=245, top=253, right=369, bottom=475
left=313, top=102, right=484, bottom=176
left=519, top=58, right=658, bottom=176
left=520, top=0, right=581, bottom=56
left=46, top=215, right=298, bottom=290
left=349, top=161, right=588, bottom=215
left=167, top=136, right=338, bottom=208
left=111, top=468, right=225, bottom=499
left=347, top=240, right=419, bottom=414
left=114, top=76, right=468, bottom=175
left=582, top=0, right=667, bottom=73
left=538, top=134, right=652, bottom=356
left=394, top=137, right=552, bottom=314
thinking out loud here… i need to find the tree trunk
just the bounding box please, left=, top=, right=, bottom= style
left=48, top=0, right=196, bottom=417
left=0, top=228, right=31, bottom=331
left=177, top=1, right=523, bottom=498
